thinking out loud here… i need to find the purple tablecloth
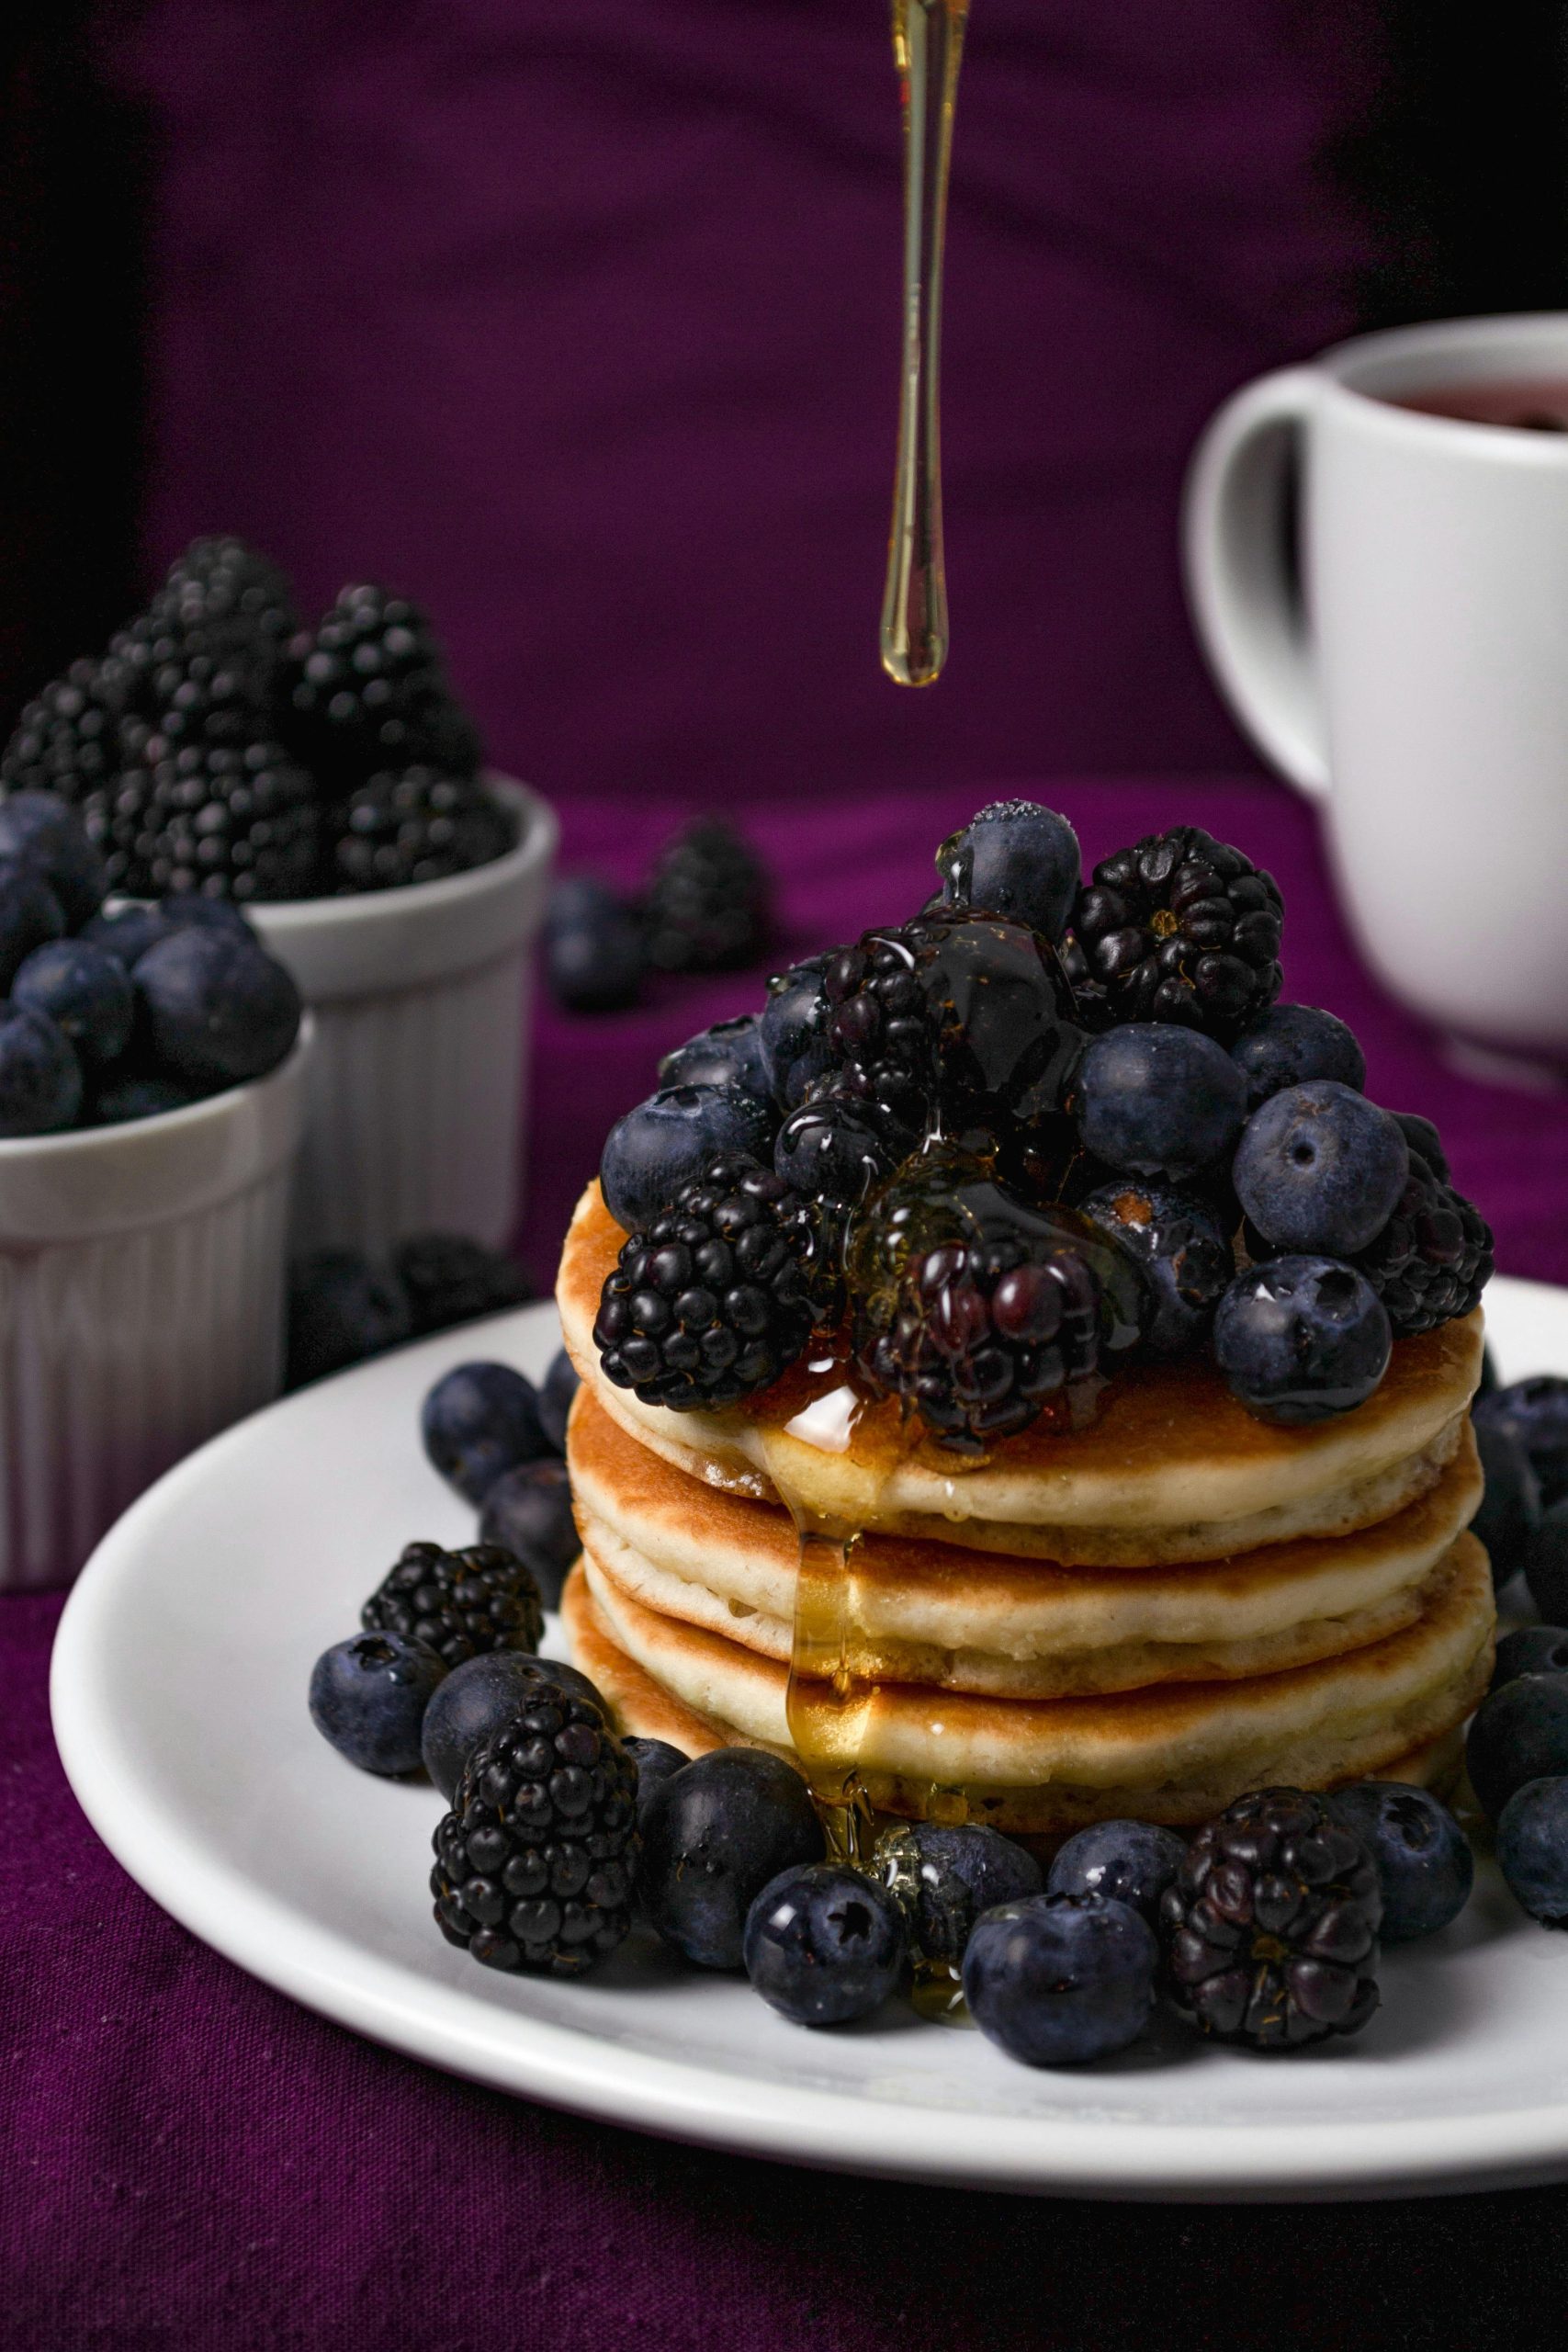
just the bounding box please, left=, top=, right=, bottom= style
left=8, top=776, right=1568, bottom=2351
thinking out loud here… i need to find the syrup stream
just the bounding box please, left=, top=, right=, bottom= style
left=881, top=0, right=969, bottom=687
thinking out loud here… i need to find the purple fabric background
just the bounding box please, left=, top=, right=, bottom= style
left=13, top=5, right=1568, bottom=2345
left=117, top=0, right=1379, bottom=798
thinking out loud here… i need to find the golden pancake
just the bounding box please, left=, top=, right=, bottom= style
left=558, top=1183, right=1483, bottom=1565
left=569, top=1389, right=1483, bottom=1697
left=564, top=1534, right=1494, bottom=1832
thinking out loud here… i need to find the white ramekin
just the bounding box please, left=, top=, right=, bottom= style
left=0, top=1019, right=312, bottom=1590
left=249, top=775, right=557, bottom=1255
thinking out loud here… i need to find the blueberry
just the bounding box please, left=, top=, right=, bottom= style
left=286, top=1249, right=412, bottom=1387
left=1234, top=1080, right=1408, bottom=1257
left=599, top=1084, right=776, bottom=1232
left=422, top=1360, right=548, bottom=1503
left=659, top=1015, right=772, bottom=1102
left=87, top=1071, right=197, bottom=1127
left=639, top=1748, right=825, bottom=1968
left=1213, top=1256, right=1391, bottom=1424
left=81, top=904, right=183, bottom=970
left=1466, top=1672, right=1568, bottom=1819
left=963, top=1892, right=1156, bottom=2066
left=134, top=928, right=301, bottom=1089
left=1046, top=1819, right=1187, bottom=1928
left=1392, top=1111, right=1450, bottom=1186
left=1472, top=1416, right=1541, bottom=1588
left=743, top=1862, right=907, bottom=2026
left=1479, top=1342, right=1499, bottom=1397
left=1079, top=1182, right=1235, bottom=1354
left=1496, top=1776, right=1568, bottom=1924
left=545, top=876, right=645, bottom=1012
left=773, top=1092, right=898, bottom=1204
left=0, top=860, right=66, bottom=990
left=1074, top=1023, right=1247, bottom=1178
left=420, top=1650, right=604, bottom=1800
left=308, top=1630, right=446, bottom=1775
left=1325, top=1781, right=1473, bottom=1941
left=623, top=1736, right=691, bottom=1826
left=536, top=1346, right=580, bottom=1453
left=1527, top=1498, right=1568, bottom=1622
left=12, top=940, right=132, bottom=1067
left=1230, top=1003, right=1366, bottom=1112
left=0, top=1003, right=82, bottom=1135
left=1476, top=1378, right=1568, bottom=1508
left=935, top=799, right=1081, bottom=943
left=158, top=894, right=254, bottom=937
left=759, top=957, right=833, bottom=1108
left=0, top=792, right=106, bottom=928
left=1493, top=1625, right=1568, bottom=1692
left=873, top=1822, right=1043, bottom=1967
left=477, top=1456, right=578, bottom=1608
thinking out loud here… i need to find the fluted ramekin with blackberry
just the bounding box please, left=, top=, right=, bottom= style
left=2, top=537, right=557, bottom=1251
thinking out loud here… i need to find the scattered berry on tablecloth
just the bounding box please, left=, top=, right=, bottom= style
left=392, top=1233, right=534, bottom=1337
left=642, top=818, right=774, bottom=975
left=286, top=1248, right=414, bottom=1388
left=545, top=876, right=647, bottom=1014
left=1493, top=1626, right=1568, bottom=1692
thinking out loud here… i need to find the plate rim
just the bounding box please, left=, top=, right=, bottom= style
left=48, top=1282, right=1568, bottom=2203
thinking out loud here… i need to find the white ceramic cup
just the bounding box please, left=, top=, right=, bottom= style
left=0, top=1019, right=311, bottom=1589
left=250, top=775, right=557, bottom=1252
left=1185, top=311, right=1568, bottom=1078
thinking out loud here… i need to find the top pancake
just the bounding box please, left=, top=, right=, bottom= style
left=558, top=1183, right=1483, bottom=1565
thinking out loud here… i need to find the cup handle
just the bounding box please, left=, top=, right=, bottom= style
left=1182, top=366, right=1330, bottom=800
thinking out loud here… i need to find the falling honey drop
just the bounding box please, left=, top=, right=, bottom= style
left=881, top=0, right=969, bottom=688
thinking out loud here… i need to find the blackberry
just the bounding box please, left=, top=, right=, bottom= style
left=1350, top=1148, right=1493, bottom=1337
left=852, top=1164, right=1145, bottom=1453
left=328, top=766, right=513, bottom=893
left=1062, top=827, right=1283, bottom=1042
left=592, top=1154, right=833, bottom=1412
left=1, top=657, right=130, bottom=805
left=818, top=910, right=1084, bottom=1147
left=283, top=584, right=482, bottom=787
left=85, top=735, right=320, bottom=901
left=1159, top=1786, right=1382, bottom=2048
left=361, top=1538, right=543, bottom=1669
left=642, top=818, right=774, bottom=973
left=391, top=1233, right=535, bottom=1336
left=155, top=535, right=298, bottom=662
left=431, top=1695, right=638, bottom=1975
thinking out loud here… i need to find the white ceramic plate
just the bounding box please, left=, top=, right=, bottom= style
left=49, top=1276, right=1568, bottom=2202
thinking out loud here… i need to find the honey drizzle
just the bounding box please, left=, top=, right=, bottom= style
left=880, top=0, right=969, bottom=687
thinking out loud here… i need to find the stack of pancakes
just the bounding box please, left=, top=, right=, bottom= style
left=557, top=1186, right=1495, bottom=1833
